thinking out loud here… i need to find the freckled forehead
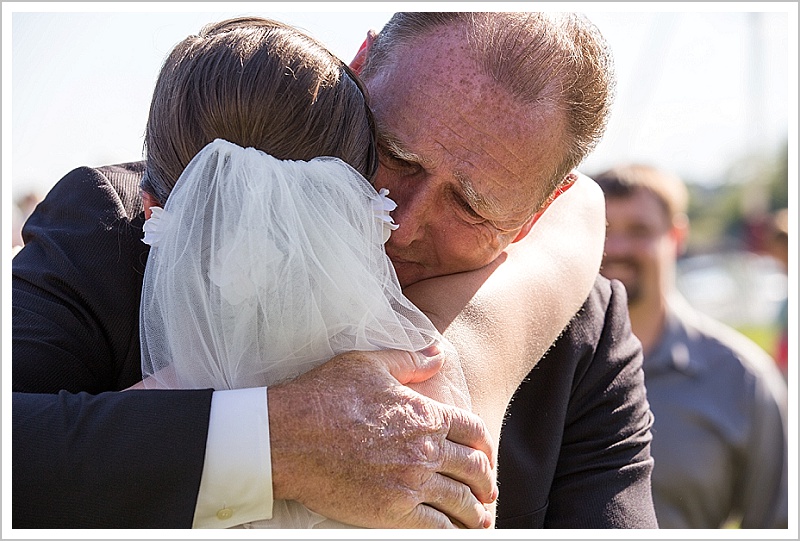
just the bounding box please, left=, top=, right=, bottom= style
left=367, top=29, right=566, bottom=218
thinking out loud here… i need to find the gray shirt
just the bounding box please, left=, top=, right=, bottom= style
left=644, top=294, right=788, bottom=529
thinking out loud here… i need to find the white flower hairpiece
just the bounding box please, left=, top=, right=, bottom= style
left=207, top=241, right=272, bottom=306
left=142, top=207, right=170, bottom=247
left=371, top=188, right=399, bottom=243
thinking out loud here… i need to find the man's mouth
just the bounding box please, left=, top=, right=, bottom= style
left=385, top=248, right=413, bottom=267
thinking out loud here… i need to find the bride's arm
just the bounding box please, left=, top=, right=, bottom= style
left=404, top=172, right=606, bottom=443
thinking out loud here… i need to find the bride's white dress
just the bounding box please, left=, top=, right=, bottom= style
left=139, top=139, right=471, bottom=528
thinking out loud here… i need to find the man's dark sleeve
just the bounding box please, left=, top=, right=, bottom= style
left=12, top=390, right=212, bottom=528
left=497, top=276, right=658, bottom=528
left=12, top=164, right=214, bottom=527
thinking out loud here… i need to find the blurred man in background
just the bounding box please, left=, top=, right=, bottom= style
left=764, top=207, right=789, bottom=377
left=595, top=163, right=788, bottom=529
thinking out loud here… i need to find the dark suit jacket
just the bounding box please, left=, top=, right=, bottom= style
left=12, top=163, right=657, bottom=528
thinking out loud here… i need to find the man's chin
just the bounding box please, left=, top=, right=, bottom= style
left=395, top=266, right=431, bottom=288
left=390, top=259, right=439, bottom=288
left=392, top=255, right=498, bottom=288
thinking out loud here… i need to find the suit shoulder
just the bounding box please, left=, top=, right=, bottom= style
left=54, top=161, right=146, bottom=218
left=584, top=274, right=628, bottom=312
left=567, top=275, right=629, bottom=343
left=96, top=161, right=146, bottom=177
left=98, top=162, right=146, bottom=215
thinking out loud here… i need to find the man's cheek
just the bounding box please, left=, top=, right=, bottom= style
left=449, top=241, right=495, bottom=271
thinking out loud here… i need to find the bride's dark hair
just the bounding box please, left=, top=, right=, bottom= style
left=141, top=16, right=377, bottom=205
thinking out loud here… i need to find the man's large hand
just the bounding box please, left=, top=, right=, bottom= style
left=267, top=349, right=496, bottom=529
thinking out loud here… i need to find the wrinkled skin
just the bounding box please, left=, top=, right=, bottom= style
left=268, top=349, right=496, bottom=529
left=359, top=28, right=568, bottom=287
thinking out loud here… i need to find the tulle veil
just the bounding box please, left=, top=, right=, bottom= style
left=139, top=139, right=471, bottom=528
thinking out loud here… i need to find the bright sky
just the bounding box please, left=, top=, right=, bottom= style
left=3, top=2, right=796, bottom=204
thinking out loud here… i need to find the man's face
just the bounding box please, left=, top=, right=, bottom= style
left=601, top=190, right=677, bottom=305
left=363, top=30, right=568, bottom=287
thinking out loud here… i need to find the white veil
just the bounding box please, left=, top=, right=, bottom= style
left=140, top=139, right=472, bottom=528
left=140, top=137, right=470, bottom=404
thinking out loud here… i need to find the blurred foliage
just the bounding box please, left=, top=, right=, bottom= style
left=683, top=140, right=789, bottom=256
left=736, top=324, right=781, bottom=357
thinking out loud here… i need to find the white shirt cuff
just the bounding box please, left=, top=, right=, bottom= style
left=192, top=387, right=272, bottom=528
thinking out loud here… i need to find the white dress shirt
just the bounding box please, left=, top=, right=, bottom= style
left=193, top=387, right=273, bottom=528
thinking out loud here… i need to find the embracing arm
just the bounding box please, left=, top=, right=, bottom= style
left=11, top=163, right=217, bottom=527
left=12, top=163, right=150, bottom=393
left=404, top=173, right=607, bottom=443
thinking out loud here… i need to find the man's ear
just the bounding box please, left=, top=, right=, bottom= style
left=349, top=30, right=377, bottom=74
left=672, top=212, right=690, bottom=256
left=142, top=191, right=161, bottom=220
left=512, top=175, right=578, bottom=243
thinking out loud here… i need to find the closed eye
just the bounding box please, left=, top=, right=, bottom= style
left=377, top=141, right=423, bottom=175
left=449, top=188, right=487, bottom=223
left=380, top=149, right=412, bottom=168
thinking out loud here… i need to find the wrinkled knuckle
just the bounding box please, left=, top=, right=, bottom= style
left=463, top=448, right=493, bottom=500
left=456, top=481, right=474, bottom=508
left=397, top=462, right=432, bottom=493
left=392, top=486, right=422, bottom=518
left=421, top=433, right=444, bottom=464
left=474, top=447, right=492, bottom=476
left=439, top=402, right=455, bottom=428
left=415, top=395, right=446, bottom=428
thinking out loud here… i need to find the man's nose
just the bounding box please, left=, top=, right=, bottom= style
left=603, top=230, right=632, bottom=256
left=386, top=183, right=435, bottom=248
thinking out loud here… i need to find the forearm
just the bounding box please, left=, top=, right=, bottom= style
left=480, top=172, right=606, bottom=367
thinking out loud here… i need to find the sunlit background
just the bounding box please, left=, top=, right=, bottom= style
left=4, top=3, right=796, bottom=362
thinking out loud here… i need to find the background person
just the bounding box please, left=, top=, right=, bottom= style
left=595, top=163, right=788, bottom=529
left=763, top=207, right=789, bottom=378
